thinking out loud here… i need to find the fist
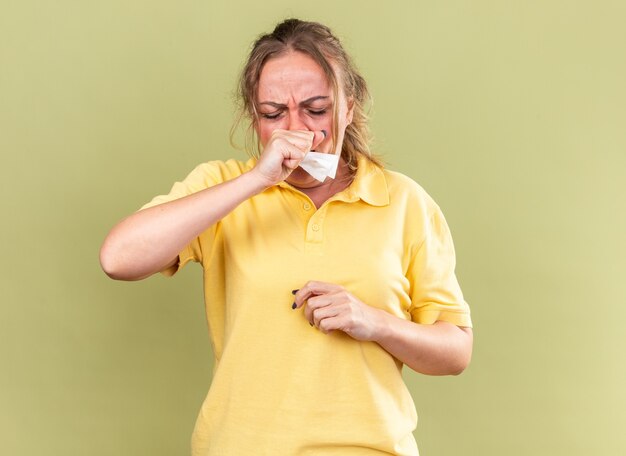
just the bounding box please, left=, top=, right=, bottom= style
left=292, top=281, right=383, bottom=342
left=252, top=129, right=326, bottom=186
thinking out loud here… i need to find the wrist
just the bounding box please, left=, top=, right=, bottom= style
left=370, top=307, right=394, bottom=344
left=240, top=168, right=273, bottom=195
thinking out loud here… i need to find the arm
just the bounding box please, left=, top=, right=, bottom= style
left=99, top=171, right=267, bottom=281
left=99, top=129, right=326, bottom=281
left=373, top=312, right=472, bottom=376
left=294, top=282, right=473, bottom=376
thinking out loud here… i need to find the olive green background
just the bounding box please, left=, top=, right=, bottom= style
left=2, top=1, right=625, bottom=455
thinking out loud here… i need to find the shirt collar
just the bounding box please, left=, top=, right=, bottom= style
left=345, top=154, right=389, bottom=206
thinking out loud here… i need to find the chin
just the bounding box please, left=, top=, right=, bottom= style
left=286, top=168, right=319, bottom=187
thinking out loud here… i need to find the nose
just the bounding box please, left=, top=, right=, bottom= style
left=287, top=111, right=309, bottom=132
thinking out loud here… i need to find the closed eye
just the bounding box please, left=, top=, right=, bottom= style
left=259, top=109, right=327, bottom=120
left=261, top=112, right=282, bottom=120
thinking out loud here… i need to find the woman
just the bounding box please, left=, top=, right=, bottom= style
left=100, top=18, right=473, bottom=456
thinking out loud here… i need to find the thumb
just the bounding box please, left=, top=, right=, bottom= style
left=311, top=129, right=327, bottom=151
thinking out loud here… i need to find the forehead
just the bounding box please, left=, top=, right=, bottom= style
left=257, top=51, right=332, bottom=102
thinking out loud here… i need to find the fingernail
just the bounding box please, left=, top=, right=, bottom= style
left=309, top=322, right=314, bottom=326
left=292, top=302, right=297, bottom=309
left=291, top=289, right=299, bottom=295
left=321, top=129, right=327, bottom=138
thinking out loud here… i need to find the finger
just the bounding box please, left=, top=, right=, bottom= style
left=312, top=303, right=341, bottom=327
left=282, top=146, right=307, bottom=169
left=273, top=128, right=315, bottom=140
left=303, top=293, right=336, bottom=322
left=274, top=129, right=327, bottom=152
left=272, top=129, right=315, bottom=150
left=260, top=141, right=304, bottom=176
left=317, top=315, right=343, bottom=334
left=311, top=129, right=327, bottom=151
left=294, top=281, right=344, bottom=309
left=272, top=136, right=308, bottom=156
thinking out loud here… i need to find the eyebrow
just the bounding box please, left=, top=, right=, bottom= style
left=258, top=95, right=330, bottom=108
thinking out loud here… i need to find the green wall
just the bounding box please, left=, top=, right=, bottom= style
left=2, top=1, right=625, bottom=454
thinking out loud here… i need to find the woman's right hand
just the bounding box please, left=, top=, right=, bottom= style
left=251, top=129, right=326, bottom=187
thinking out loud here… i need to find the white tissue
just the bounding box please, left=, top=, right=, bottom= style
left=298, top=152, right=340, bottom=182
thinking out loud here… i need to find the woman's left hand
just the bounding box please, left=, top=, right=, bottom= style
left=293, top=281, right=385, bottom=341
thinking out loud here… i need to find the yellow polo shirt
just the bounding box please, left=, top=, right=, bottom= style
left=139, top=155, right=472, bottom=456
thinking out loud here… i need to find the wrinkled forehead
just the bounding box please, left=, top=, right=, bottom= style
left=256, top=51, right=341, bottom=104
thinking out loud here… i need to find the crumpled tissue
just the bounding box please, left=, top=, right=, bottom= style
left=298, top=152, right=339, bottom=182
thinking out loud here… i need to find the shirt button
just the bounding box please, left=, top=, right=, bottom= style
left=312, top=224, right=320, bottom=231
left=303, top=202, right=312, bottom=211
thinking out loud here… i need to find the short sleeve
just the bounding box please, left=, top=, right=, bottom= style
left=137, top=162, right=222, bottom=277
left=406, top=205, right=472, bottom=327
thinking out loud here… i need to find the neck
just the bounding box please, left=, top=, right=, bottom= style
left=290, top=160, right=355, bottom=208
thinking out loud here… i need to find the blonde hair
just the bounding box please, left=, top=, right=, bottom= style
left=230, top=18, right=383, bottom=171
